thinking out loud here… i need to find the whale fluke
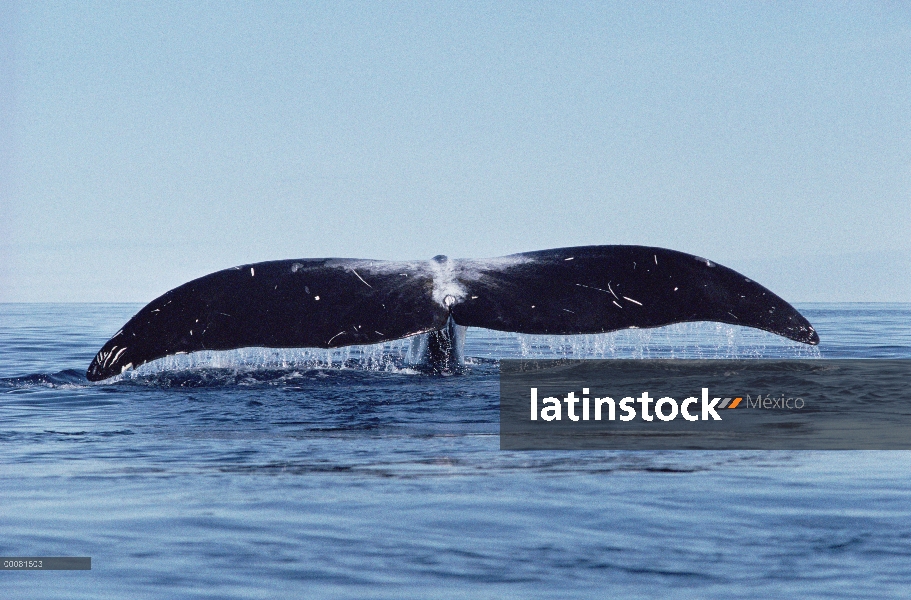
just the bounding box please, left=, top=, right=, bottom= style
left=86, top=245, right=818, bottom=381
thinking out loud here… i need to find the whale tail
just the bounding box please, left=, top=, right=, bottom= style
left=87, top=245, right=818, bottom=381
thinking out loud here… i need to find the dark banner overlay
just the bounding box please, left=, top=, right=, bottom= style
left=0, top=557, right=91, bottom=570
left=500, top=360, right=911, bottom=450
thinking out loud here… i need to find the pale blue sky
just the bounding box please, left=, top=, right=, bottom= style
left=2, top=2, right=909, bottom=302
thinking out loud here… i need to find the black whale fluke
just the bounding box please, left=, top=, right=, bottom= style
left=86, top=245, right=818, bottom=381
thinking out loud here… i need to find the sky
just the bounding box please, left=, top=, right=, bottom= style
left=2, top=1, right=909, bottom=302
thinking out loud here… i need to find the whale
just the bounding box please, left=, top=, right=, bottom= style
left=86, top=245, right=819, bottom=381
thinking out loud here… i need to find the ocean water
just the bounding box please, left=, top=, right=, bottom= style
left=1, top=303, right=910, bottom=599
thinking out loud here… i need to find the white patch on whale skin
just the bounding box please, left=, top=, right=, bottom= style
left=326, top=258, right=423, bottom=274
left=111, top=347, right=127, bottom=365
left=444, top=255, right=534, bottom=308
left=453, top=254, right=531, bottom=281
left=328, top=255, right=533, bottom=309
left=428, top=256, right=467, bottom=307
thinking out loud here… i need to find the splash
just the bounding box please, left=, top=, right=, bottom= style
left=467, top=322, right=822, bottom=361
left=116, top=336, right=422, bottom=382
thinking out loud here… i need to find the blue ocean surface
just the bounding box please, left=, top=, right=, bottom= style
left=1, top=303, right=910, bottom=599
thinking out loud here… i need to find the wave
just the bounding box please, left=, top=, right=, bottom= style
left=0, top=369, right=89, bottom=389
